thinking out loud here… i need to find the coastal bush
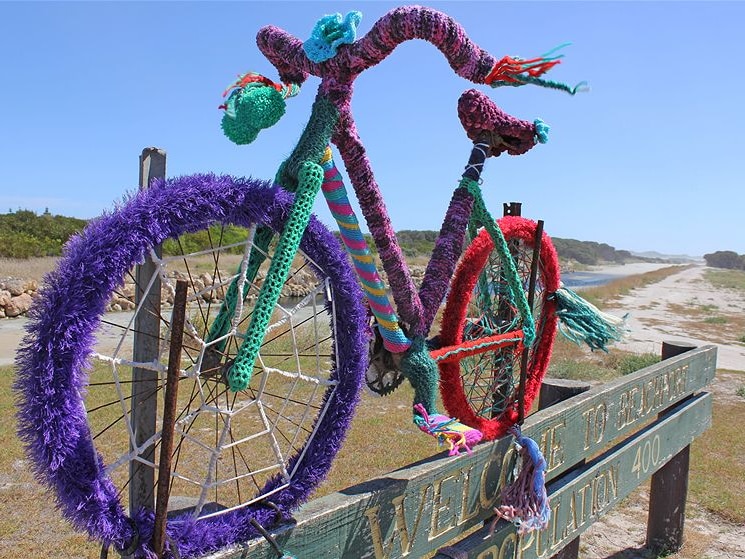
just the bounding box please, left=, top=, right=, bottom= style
left=0, top=209, right=86, bottom=258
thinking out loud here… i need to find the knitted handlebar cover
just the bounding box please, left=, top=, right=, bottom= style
left=257, top=6, right=496, bottom=85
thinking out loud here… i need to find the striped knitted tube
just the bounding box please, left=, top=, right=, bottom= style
left=320, top=153, right=411, bottom=353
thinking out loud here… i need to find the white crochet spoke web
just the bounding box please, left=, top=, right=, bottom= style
left=86, top=226, right=339, bottom=520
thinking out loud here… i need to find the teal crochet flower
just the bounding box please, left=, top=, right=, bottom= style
left=303, top=11, right=362, bottom=63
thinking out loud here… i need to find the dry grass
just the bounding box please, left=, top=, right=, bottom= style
left=704, top=268, right=745, bottom=292
left=664, top=301, right=745, bottom=345
left=0, top=366, right=101, bottom=559
left=547, top=335, right=659, bottom=384
left=0, top=257, right=60, bottom=282
left=321, top=384, right=437, bottom=496
left=578, top=265, right=692, bottom=307
left=689, top=396, right=745, bottom=524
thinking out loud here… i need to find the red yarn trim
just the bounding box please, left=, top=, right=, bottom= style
left=438, top=216, right=560, bottom=440
left=484, top=55, right=562, bottom=85
left=431, top=330, right=523, bottom=364
left=222, top=72, right=283, bottom=98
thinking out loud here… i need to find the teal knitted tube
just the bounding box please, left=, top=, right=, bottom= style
left=279, top=95, right=339, bottom=191
left=460, top=178, right=536, bottom=347
left=228, top=161, right=325, bottom=391
left=400, top=336, right=440, bottom=415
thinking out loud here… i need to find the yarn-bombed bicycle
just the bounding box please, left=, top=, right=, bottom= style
left=15, top=6, right=621, bottom=558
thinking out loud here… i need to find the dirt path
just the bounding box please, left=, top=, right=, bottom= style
left=580, top=264, right=745, bottom=559
left=605, top=264, right=745, bottom=371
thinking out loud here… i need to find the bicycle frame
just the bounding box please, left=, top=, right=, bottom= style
left=217, top=6, right=555, bottom=413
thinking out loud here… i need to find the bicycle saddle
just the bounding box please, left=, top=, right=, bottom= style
left=457, top=89, right=549, bottom=156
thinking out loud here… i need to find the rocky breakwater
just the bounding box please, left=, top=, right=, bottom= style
left=0, top=278, right=39, bottom=318
left=106, top=268, right=320, bottom=312
left=1, top=264, right=425, bottom=319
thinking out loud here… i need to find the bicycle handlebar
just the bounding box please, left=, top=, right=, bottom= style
left=257, top=6, right=497, bottom=86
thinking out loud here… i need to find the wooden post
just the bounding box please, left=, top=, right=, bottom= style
left=646, top=341, right=697, bottom=554
left=540, top=379, right=590, bottom=559
left=152, top=280, right=188, bottom=558
left=130, top=148, right=166, bottom=517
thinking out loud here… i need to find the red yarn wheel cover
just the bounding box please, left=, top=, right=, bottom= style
left=438, top=215, right=560, bottom=440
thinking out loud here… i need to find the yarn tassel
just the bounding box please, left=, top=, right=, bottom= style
left=485, top=44, right=588, bottom=96
left=552, top=285, right=628, bottom=351
left=493, top=425, right=550, bottom=534
left=413, top=403, right=483, bottom=456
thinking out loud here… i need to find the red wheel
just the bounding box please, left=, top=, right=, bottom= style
left=437, top=215, right=560, bottom=440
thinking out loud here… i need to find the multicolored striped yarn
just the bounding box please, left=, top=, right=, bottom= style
left=320, top=149, right=411, bottom=353
left=413, top=403, right=482, bottom=456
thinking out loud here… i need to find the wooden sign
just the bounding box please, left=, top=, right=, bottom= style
left=433, top=392, right=712, bottom=559
left=210, top=346, right=715, bottom=559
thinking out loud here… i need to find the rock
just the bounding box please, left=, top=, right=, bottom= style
left=0, top=307, right=5, bottom=318
left=0, top=290, right=11, bottom=308
left=121, top=283, right=135, bottom=299
left=199, top=272, right=213, bottom=286
left=5, top=293, right=33, bottom=317
left=4, top=279, right=26, bottom=297
left=24, top=279, right=38, bottom=293
left=111, top=303, right=122, bottom=312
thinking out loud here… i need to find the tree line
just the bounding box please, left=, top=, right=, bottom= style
left=703, top=251, right=745, bottom=270
left=0, top=209, right=640, bottom=266
left=394, top=230, right=634, bottom=265
left=0, top=209, right=87, bottom=258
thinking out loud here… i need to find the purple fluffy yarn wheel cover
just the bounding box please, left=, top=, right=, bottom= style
left=13, top=174, right=368, bottom=557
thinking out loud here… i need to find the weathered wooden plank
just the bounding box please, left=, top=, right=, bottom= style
left=431, top=392, right=712, bottom=559
left=645, top=340, right=697, bottom=554
left=130, top=147, right=166, bottom=517
left=207, top=347, right=715, bottom=559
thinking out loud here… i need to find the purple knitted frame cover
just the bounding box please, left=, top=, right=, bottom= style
left=14, top=174, right=369, bottom=558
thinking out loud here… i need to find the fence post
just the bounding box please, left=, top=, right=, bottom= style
left=646, top=341, right=696, bottom=554
left=129, top=148, right=167, bottom=517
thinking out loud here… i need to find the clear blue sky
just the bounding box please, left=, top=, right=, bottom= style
left=1, top=1, right=743, bottom=257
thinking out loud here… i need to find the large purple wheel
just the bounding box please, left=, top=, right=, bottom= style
left=14, top=174, right=368, bottom=558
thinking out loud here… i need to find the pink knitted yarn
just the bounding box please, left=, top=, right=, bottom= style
left=457, top=89, right=539, bottom=156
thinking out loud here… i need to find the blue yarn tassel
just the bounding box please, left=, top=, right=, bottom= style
left=493, top=425, right=550, bottom=534
left=552, top=286, right=628, bottom=352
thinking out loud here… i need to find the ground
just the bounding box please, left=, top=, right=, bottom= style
left=1, top=263, right=743, bottom=558
left=578, top=264, right=745, bottom=559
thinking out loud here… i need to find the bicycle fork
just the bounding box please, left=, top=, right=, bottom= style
left=225, top=161, right=325, bottom=392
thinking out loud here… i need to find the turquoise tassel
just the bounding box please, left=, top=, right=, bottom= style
left=533, top=119, right=550, bottom=144
left=552, top=286, right=628, bottom=351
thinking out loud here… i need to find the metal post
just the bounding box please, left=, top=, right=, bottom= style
left=152, top=280, right=188, bottom=557
left=646, top=341, right=696, bottom=554
left=517, top=219, right=543, bottom=424
left=503, top=202, right=522, bottom=216
left=490, top=203, right=523, bottom=418
left=130, top=148, right=166, bottom=517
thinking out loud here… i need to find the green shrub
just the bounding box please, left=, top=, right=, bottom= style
left=613, top=353, right=660, bottom=375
